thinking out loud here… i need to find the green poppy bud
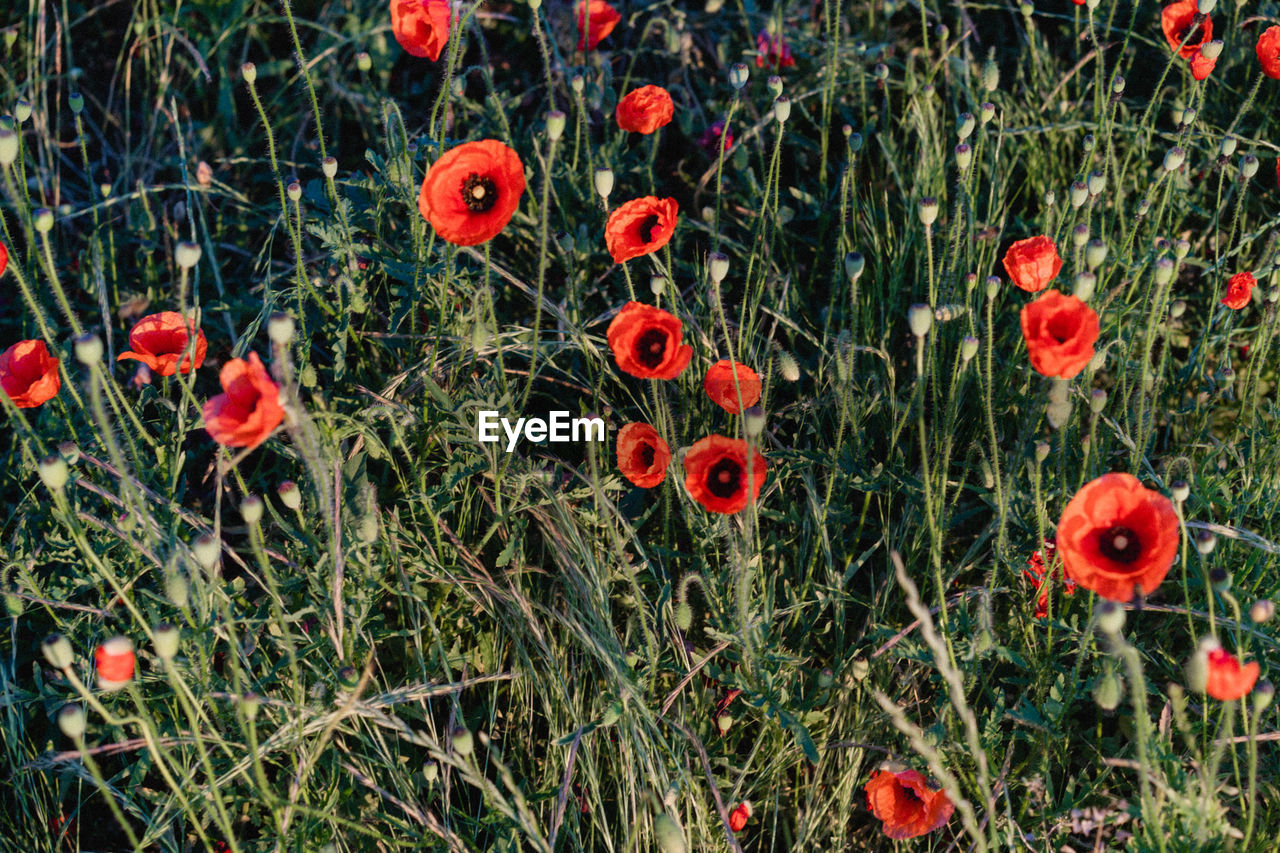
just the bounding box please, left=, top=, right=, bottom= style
left=57, top=704, right=87, bottom=739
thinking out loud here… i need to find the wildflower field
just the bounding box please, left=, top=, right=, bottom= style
left=3, top=0, right=1280, bottom=848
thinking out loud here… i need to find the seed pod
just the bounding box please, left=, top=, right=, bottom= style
left=14, top=98, right=31, bottom=123
left=278, top=480, right=302, bottom=510
left=546, top=110, right=566, bottom=141
left=956, top=112, right=975, bottom=140
left=192, top=534, right=221, bottom=571
left=955, top=143, right=972, bottom=171
left=1087, top=170, right=1106, bottom=196
left=1255, top=680, right=1275, bottom=712
left=165, top=574, right=189, bottom=609
left=154, top=623, right=180, bottom=660
left=34, top=207, right=54, bottom=232
left=1112, top=75, right=1126, bottom=94
left=918, top=197, right=938, bottom=226
left=744, top=405, right=766, bottom=437
left=982, top=58, right=999, bottom=91
left=908, top=304, right=933, bottom=337
left=1074, top=272, right=1096, bottom=301
left=1195, top=529, right=1216, bottom=555
left=287, top=181, right=302, bottom=202
left=709, top=252, right=730, bottom=284
left=322, top=156, right=338, bottom=178
left=767, top=75, right=783, bottom=97
left=241, top=495, right=264, bottom=525
left=1072, top=224, right=1090, bottom=249
left=175, top=241, right=202, bottom=270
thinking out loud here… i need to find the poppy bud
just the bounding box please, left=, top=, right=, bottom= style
left=1070, top=224, right=1088, bottom=250
left=1163, top=147, right=1186, bottom=172
left=1112, top=75, right=1126, bottom=94
left=1094, top=670, right=1123, bottom=710
left=423, top=762, right=439, bottom=783
left=1270, top=287, right=1280, bottom=304
left=546, top=110, right=566, bottom=141
left=1195, top=529, right=1216, bottom=554
left=1085, top=239, right=1107, bottom=271
left=982, top=58, right=999, bottom=91
left=192, top=534, right=220, bottom=571
left=979, top=102, right=995, bottom=124
left=241, top=494, right=264, bottom=526
left=728, top=63, right=750, bottom=90
left=241, top=62, right=257, bottom=84
left=74, top=334, right=103, bottom=366
left=34, top=207, right=53, bottom=233
left=1083, top=134, right=1096, bottom=152
left=241, top=691, right=261, bottom=722
left=1196, top=0, right=1215, bottom=13
left=39, top=455, right=69, bottom=491
left=1251, top=599, right=1274, bottom=623
left=14, top=98, right=31, bottom=123
left=729, top=801, right=753, bottom=832
left=358, top=511, right=378, bottom=544
left=776, top=349, right=800, bottom=382
left=1210, top=568, right=1231, bottom=592
left=1096, top=600, right=1126, bottom=635
left=94, top=636, right=135, bottom=691
left=767, top=75, right=783, bottom=96
left=773, top=96, right=791, bottom=123
left=594, top=167, right=614, bottom=199
left=277, top=480, right=302, bottom=510
left=42, top=634, right=74, bottom=670
left=704, top=252, right=730, bottom=286
left=57, top=704, right=87, bottom=739
left=654, top=814, right=686, bottom=853
left=322, top=156, right=338, bottom=178
left=451, top=726, right=474, bottom=757
left=1044, top=189, right=1056, bottom=206
left=154, top=623, right=180, bottom=660
left=286, top=181, right=302, bottom=202
left=1046, top=399, right=1072, bottom=429
left=1069, top=181, right=1088, bottom=207
left=908, top=304, right=933, bottom=337
left=674, top=602, right=692, bottom=631
left=1072, top=272, right=1096, bottom=302
left=1218, top=137, right=1237, bottom=160
left=1221, top=367, right=1235, bottom=386
left=1048, top=377, right=1069, bottom=404
left=1151, top=258, right=1174, bottom=287
left=1087, top=170, right=1106, bottom=196
left=1201, top=39, right=1223, bottom=60
left=165, top=574, right=189, bottom=608
left=844, top=252, right=865, bottom=282
left=1241, top=155, right=1259, bottom=179
left=960, top=335, right=979, bottom=363
left=0, top=129, right=17, bottom=167
left=985, top=276, right=1000, bottom=300
left=918, top=197, right=938, bottom=226
left=1170, top=480, right=1190, bottom=502
left=955, top=143, right=972, bottom=171
left=744, top=405, right=766, bottom=437
left=1255, top=680, right=1275, bottom=712
left=1088, top=350, right=1106, bottom=371
left=1169, top=299, right=1187, bottom=319
left=570, top=74, right=585, bottom=94
left=68, top=91, right=85, bottom=115
left=175, top=241, right=202, bottom=270
left=955, top=112, right=975, bottom=140
left=873, top=63, right=889, bottom=81
left=355, top=52, right=372, bottom=72
left=1034, top=441, right=1050, bottom=463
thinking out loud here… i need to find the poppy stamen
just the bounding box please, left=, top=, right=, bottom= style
left=1100, top=525, right=1142, bottom=563
left=635, top=328, right=669, bottom=368
left=638, top=444, right=656, bottom=469
left=707, top=459, right=742, bottom=498
left=637, top=214, right=660, bottom=243
left=461, top=173, right=499, bottom=213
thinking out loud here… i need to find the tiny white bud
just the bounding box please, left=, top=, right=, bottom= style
left=241, top=62, right=257, bottom=84
left=908, top=304, right=933, bottom=337
left=175, top=241, right=202, bottom=270
left=594, top=168, right=614, bottom=199
left=708, top=252, right=730, bottom=284
left=268, top=312, right=296, bottom=346
left=74, top=334, right=103, bottom=366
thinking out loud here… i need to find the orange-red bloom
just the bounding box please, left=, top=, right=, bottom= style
left=606, top=301, right=692, bottom=379
left=1002, top=235, right=1063, bottom=292
left=605, top=197, right=678, bottom=263
left=1204, top=646, right=1261, bottom=700
left=704, top=360, right=762, bottom=414
left=616, top=85, right=674, bottom=134
left=616, top=422, right=670, bottom=488
left=683, top=434, right=767, bottom=514
left=1161, top=0, right=1212, bottom=59
left=1024, top=539, right=1076, bottom=619
left=1020, top=290, right=1099, bottom=380
left=0, top=339, right=61, bottom=409
left=1222, top=271, right=1256, bottom=309
left=755, top=30, right=795, bottom=69
left=1057, top=473, right=1179, bottom=602
left=729, top=802, right=753, bottom=833
left=700, top=120, right=734, bottom=156
left=864, top=768, right=954, bottom=840
left=0, top=241, right=7, bottom=277
left=1257, top=26, right=1280, bottom=79
left=390, top=0, right=452, bottom=61
left=95, top=636, right=135, bottom=691
left=1190, top=49, right=1217, bottom=80
left=576, top=0, right=621, bottom=50
left=202, top=352, right=284, bottom=449
left=117, top=311, right=207, bottom=377
left=419, top=140, right=526, bottom=246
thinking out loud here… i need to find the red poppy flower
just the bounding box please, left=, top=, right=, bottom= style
left=1190, top=49, right=1217, bottom=80
left=0, top=339, right=61, bottom=408
left=699, top=120, right=734, bottom=155
left=390, top=0, right=452, bottom=61
left=755, top=30, right=796, bottom=69
left=729, top=802, right=753, bottom=833
left=418, top=140, right=526, bottom=246
left=1203, top=645, right=1260, bottom=700
left=864, top=767, right=954, bottom=840
left=616, top=85, right=674, bottom=135
left=1019, top=289, right=1100, bottom=380
left=605, top=196, right=678, bottom=263
left=1023, top=539, right=1076, bottom=619
left=1002, top=235, right=1063, bottom=293
left=1161, top=0, right=1212, bottom=58
left=1221, top=271, right=1256, bottom=309
left=704, top=360, right=762, bottom=414
left=576, top=0, right=621, bottom=50
left=683, top=434, right=767, bottom=514
left=95, top=636, right=135, bottom=691
left=1056, top=473, right=1179, bottom=603
left=117, top=311, right=207, bottom=377
left=1257, top=26, right=1280, bottom=78
left=0, top=241, right=8, bottom=277
left=202, top=352, right=284, bottom=449
left=606, top=301, right=693, bottom=379
left=616, top=422, right=671, bottom=488
left=1071, top=0, right=1085, bottom=5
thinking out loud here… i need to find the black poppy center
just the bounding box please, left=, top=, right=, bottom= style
left=635, top=328, right=669, bottom=368
left=707, top=459, right=742, bottom=498
left=1047, top=314, right=1076, bottom=345
left=1099, top=526, right=1141, bottom=563
left=461, top=173, right=499, bottom=213
left=637, top=214, right=661, bottom=244
left=900, top=785, right=924, bottom=806
left=1177, top=19, right=1205, bottom=45
left=637, top=444, right=656, bottom=470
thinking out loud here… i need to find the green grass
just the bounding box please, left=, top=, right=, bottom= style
left=1, top=0, right=1279, bottom=849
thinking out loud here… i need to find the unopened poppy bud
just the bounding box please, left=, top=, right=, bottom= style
left=57, top=704, right=87, bottom=739
left=1046, top=399, right=1072, bottom=429
left=715, top=711, right=735, bottom=735
left=94, top=635, right=135, bottom=691
left=74, top=334, right=103, bottom=366
left=649, top=275, right=666, bottom=296
left=1251, top=599, right=1274, bottom=623
left=954, top=112, right=976, bottom=141
left=872, top=63, right=889, bottom=81
left=1241, top=154, right=1259, bottom=179
left=1096, top=600, right=1126, bottom=635
left=1170, top=480, right=1190, bottom=502
left=707, top=252, right=730, bottom=284
left=241, top=691, right=261, bottom=722
left=1254, top=680, right=1275, bottom=711
left=1085, top=239, right=1107, bottom=271
left=1195, top=529, right=1217, bottom=554
left=1088, top=350, right=1106, bottom=372
left=39, top=454, right=69, bottom=491
left=1169, top=299, right=1187, bottom=319
left=451, top=726, right=474, bottom=757
left=1074, top=272, right=1096, bottom=301
left=918, top=197, right=938, bottom=226
left=287, top=181, right=302, bottom=202
left=321, top=156, right=338, bottom=179
left=908, top=304, right=933, bottom=337
left=1163, top=147, right=1186, bottom=172
left=1070, top=181, right=1088, bottom=207
left=1112, top=75, right=1126, bottom=94
left=1043, top=189, right=1056, bottom=206
left=654, top=814, right=687, bottom=853
left=982, top=58, right=999, bottom=91
left=277, top=480, right=302, bottom=510
left=241, top=494, right=264, bottom=525
left=14, top=98, right=31, bottom=123
left=175, top=241, right=202, bottom=270
left=1034, top=441, right=1050, bottom=463
left=1094, top=671, right=1123, bottom=711
left=1179, top=108, right=1197, bottom=128
left=153, top=623, right=180, bottom=660
left=0, top=129, right=17, bottom=167
left=358, top=511, right=378, bottom=544
left=1083, top=134, right=1096, bottom=152
left=570, top=74, right=585, bottom=94
left=1087, top=170, right=1106, bottom=196
left=674, top=602, right=692, bottom=631
left=955, top=143, right=972, bottom=170
left=1173, top=239, right=1190, bottom=260
left=1196, top=0, right=1216, bottom=14
left=546, top=110, right=566, bottom=141
left=728, top=63, right=750, bottom=90
left=1218, top=137, right=1237, bottom=160
left=1209, top=567, right=1231, bottom=592
left=844, top=252, right=865, bottom=282
left=241, top=62, right=257, bottom=84
left=34, top=207, right=54, bottom=233
left=1071, top=224, right=1089, bottom=249
left=744, top=405, right=766, bottom=437
left=772, top=96, right=791, bottom=123
left=979, top=102, right=995, bottom=124
left=165, top=574, right=189, bottom=608
left=594, top=167, right=614, bottom=199
left=767, top=75, right=783, bottom=97
left=355, top=52, right=372, bottom=72
left=192, top=534, right=220, bottom=571
left=1270, top=287, right=1280, bottom=304
left=985, top=276, right=1000, bottom=300
left=777, top=349, right=799, bottom=382
left=42, top=634, right=74, bottom=669
left=960, top=335, right=979, bottom=362
left=1200, top=39, right=1223, bottom=62
left=1152, top=257, right=1174, bottom=287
